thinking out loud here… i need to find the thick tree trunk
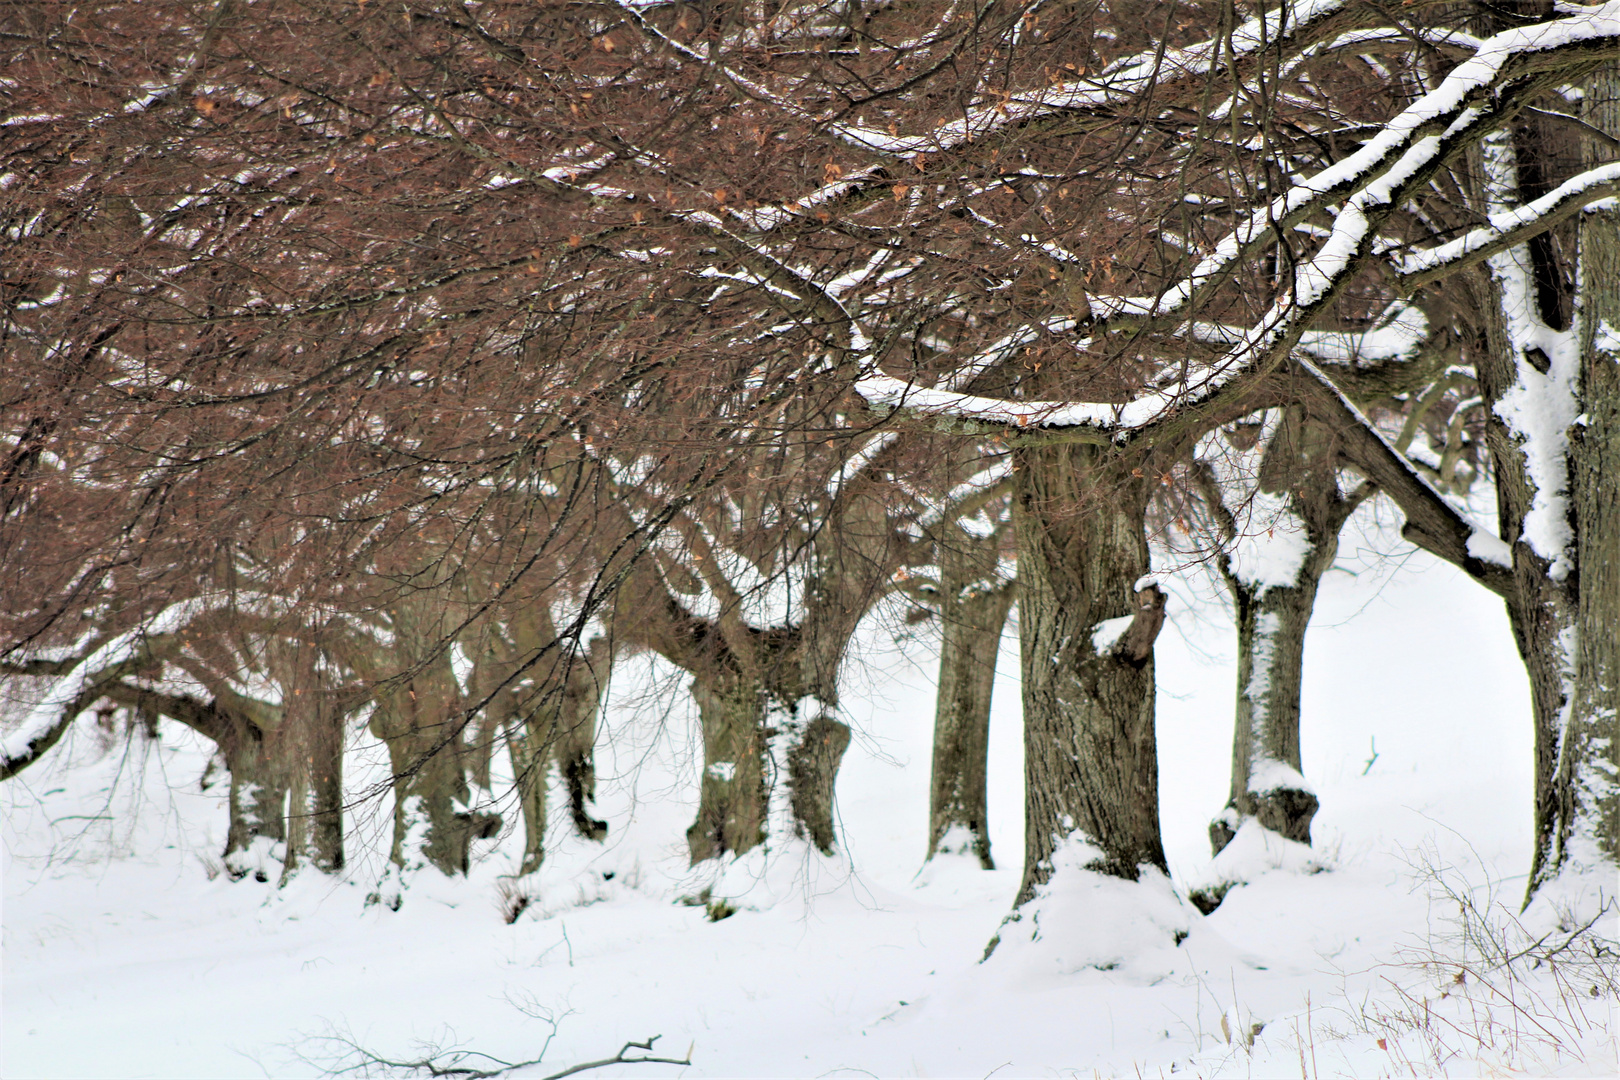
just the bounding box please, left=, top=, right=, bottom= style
left=785, top=707, right=852, bottom=856
left=95, top=681, right=293, bottom=882
left=375, top=691, right=492, bottom=880
left=500, top=641, right=612, bottom=875
left=1450, top=73, right=1587, bottom=901
left=475, top=603, right=610, bottom=875
left=303, top=714, right=345, bottom=874
left=685, top=673, right=769, bottom=864
left=1556, top=62, right=1620, bottom=874
left=504, top=659, right=611, bottom=875
left=926, top=526, right=1014, bottom=868
left=784, top=483, right=897, bottom=856
left=1012, top=443, right=1164, bottom=899
left=1472, top=279, right=1576, bottom=901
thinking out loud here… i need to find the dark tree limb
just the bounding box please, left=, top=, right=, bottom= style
left=1292, top=358, right=1516, bottom=599
left=310, top=1030, right=692, bottom=1080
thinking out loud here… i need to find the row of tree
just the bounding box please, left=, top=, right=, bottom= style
left=2, top=1, right=1615, bottom=939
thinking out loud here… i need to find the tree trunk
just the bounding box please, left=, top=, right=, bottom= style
left=785, top=707, right=853, bottom=856
left=94, top=681, right=294, bottom=882
left=1214, top=580, right=1321, bottom=852
left=685, top=672, right=769, bottom=864
left=366, top=625, right=499, bottom=906
left=927, top=525, right=1014, bottom=868
left=222, top=718, right=287, bottom=882
left=557, top=641, right=610, bottom=843
left=270, top=639, right=345, bottom=880
left=1208, top=410, right=1363, bottom=854
left=506, top=699, right=554, bottom=877
left=1555, top=61, right=1620, bottom=874
left=1470, top=273, right=1576, bottom=903
left=785, top=480, right=898, bottom=855
left=303, top=711, right=346, bottom=874
left=1463, top=161, right=1581, bottom=901
left=1012, top=442, right=1164, bottom=899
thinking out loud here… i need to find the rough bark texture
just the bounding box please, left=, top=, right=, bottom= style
left=1461, top=113, right=1582, bottom=897
left=1560, top=61, right=1620, bottom=871
left=926, top=526, right=1014, bottom=868
left=1214, top=584, right=1319, bottom=851
left=786, top=709, right=853, bottom=855
left=374, top=685, right=496, bottom=879
left=685, top=674, right=768, bottom=863
left=1013, top=442, right=1164, bottom=900
left=1469, top=257, right=1578, bottom=900
left=788, top=481, right=894, bottom=854
left=506, top=703, right=551, bottom=878
left=616, top=470, right=898, bottom=867
left=1208, top=411, right=1363, bottom=854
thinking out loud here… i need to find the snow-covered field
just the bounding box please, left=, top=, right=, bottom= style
left=4, top=510, right=1616, bottom=1078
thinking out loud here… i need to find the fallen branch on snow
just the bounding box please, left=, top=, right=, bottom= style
left=306, top=1028, right=693, bottom=1080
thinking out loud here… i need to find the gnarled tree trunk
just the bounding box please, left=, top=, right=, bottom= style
left=1463, top=171, right=1580, bottom=902
left=220, top=712, right=287, bottom=882
left=479, top=607, right=612, bottom=876
left=557, top=640, right=610, bottom=843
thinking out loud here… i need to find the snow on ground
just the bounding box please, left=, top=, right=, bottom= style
left=3, top=506, right=1615, bottom=1079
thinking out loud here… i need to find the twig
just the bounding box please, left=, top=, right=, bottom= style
left=310, top=1030, right=692, bottom=1079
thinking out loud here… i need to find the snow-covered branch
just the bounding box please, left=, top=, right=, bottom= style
left=2, top=600, right=208, bottom=780
left=1397, top=160, right=1620, bottom=292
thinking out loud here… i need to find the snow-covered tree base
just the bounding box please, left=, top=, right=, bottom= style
left=677, top=713, right=853, bottom=918
left=983, top=835, right=1193, bottom=979
left=1187, top=819, right=1327, bottom=914
left=222, top=833, right=286, bottom=885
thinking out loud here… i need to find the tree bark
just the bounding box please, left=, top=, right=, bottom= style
left=1556, top=60, right=1620, bottom=873
left=557, top=640, right=610, bottom=843
left=616, top=476, right=890, bottom=866
left=1012, top=442, right=1164, bottom=899
left=1460, top=125, right=1581, bottom=900
left=373, top=678, right=495, bottom=881
left=1469, top=260, right=1577, bottom=902
left=926, top=525, right=1014, bottom=868
left=363, top=600, right=499, bottom=900
left=505, top=698, right=553, bottom=877
left=685, top=672, right=769, bottom=863
left=270, top=638, right=345, bottom=879
left=220, top=714, right=287, bottom=882
left=1207, top=410, right=1365, bottom=854
left=1214, top=581, right=1320, bottom=852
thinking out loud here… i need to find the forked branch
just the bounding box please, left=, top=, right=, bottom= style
left=311, top=1030, right=692, bottom=1080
